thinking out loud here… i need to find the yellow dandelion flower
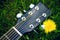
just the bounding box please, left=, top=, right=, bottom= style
left=42, top=19, right=56, bottom=33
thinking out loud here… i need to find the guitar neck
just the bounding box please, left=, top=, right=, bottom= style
left=0, top=27, right=23, bottom=40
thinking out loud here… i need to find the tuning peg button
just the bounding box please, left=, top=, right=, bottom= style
left=36, top=18, right=41, bottom=23
left=29, top=4, right=35, bottom=8
left=42, top=13, right=47, bottom=17
left=28, top=11, right=33, bottom=15
left=21, top=17, right=26, bottom=21
left=35, top=6, right=39, bottom=10
left=16, top=13, right=23, bottom=18
left=29, top=24, right=34, bottom=29
left=41, top=25, right=45, bottom=29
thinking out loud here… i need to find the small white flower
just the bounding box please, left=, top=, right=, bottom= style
left=41, top=25, right=45, bottom=29
left=23, top=10, right=26, bottom=12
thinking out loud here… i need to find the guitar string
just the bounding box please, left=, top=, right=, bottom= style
left=11, top=32, right=20, bottom=40
left=0, top=28, right=13, bottom=40
left=4, top=34, right=10, bottom=40
left=2, top=29, right=18, bottom=40
left=1, top=28, right=14, bottom=40
left=1, top=34, right=9, bottom=40
left=9, top=31, right=19, bottom=40
left=7, top=29, right=16, bottom=39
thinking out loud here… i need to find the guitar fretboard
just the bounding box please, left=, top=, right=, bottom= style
left=0, top=27, right=21, bottom=40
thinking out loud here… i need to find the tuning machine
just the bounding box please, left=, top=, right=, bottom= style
left=16, top=13, right=23, bottom=18
left=29, top=4, right=35, bottom=8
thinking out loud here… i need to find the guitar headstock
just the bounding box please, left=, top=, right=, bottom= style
left=16, top=2, right=51, bottom=34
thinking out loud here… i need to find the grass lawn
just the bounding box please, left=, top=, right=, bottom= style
left=0, top=0, right=60, bottom=40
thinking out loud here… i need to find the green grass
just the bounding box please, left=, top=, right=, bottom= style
left=0, top=0, right=60, bottom=40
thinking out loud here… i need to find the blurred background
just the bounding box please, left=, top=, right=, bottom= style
left=0, top=0, right=60, bottom=40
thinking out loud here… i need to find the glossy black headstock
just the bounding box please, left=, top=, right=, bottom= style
left=16, top=2, right=51, bottom=34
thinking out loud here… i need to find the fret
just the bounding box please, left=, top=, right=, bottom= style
left=9, top=32, right=20, bottom=40
left=5, top=35, right=10, bottom=40
left=0, top=28, right=21, bottom=40
left=0, top=34, right=10, bottom=40
left=5, top=28, right=15, bottom=38
left=7, top=29, right=17, bottom=39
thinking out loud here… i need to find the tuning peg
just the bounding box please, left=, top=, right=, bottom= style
left=29, top=4, right=35, bottom=8
left=33, top=30, right=38, bottom=34
left=23, top=10, right=27, bottom=12
left=16, top=13, right=23, bottom=18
